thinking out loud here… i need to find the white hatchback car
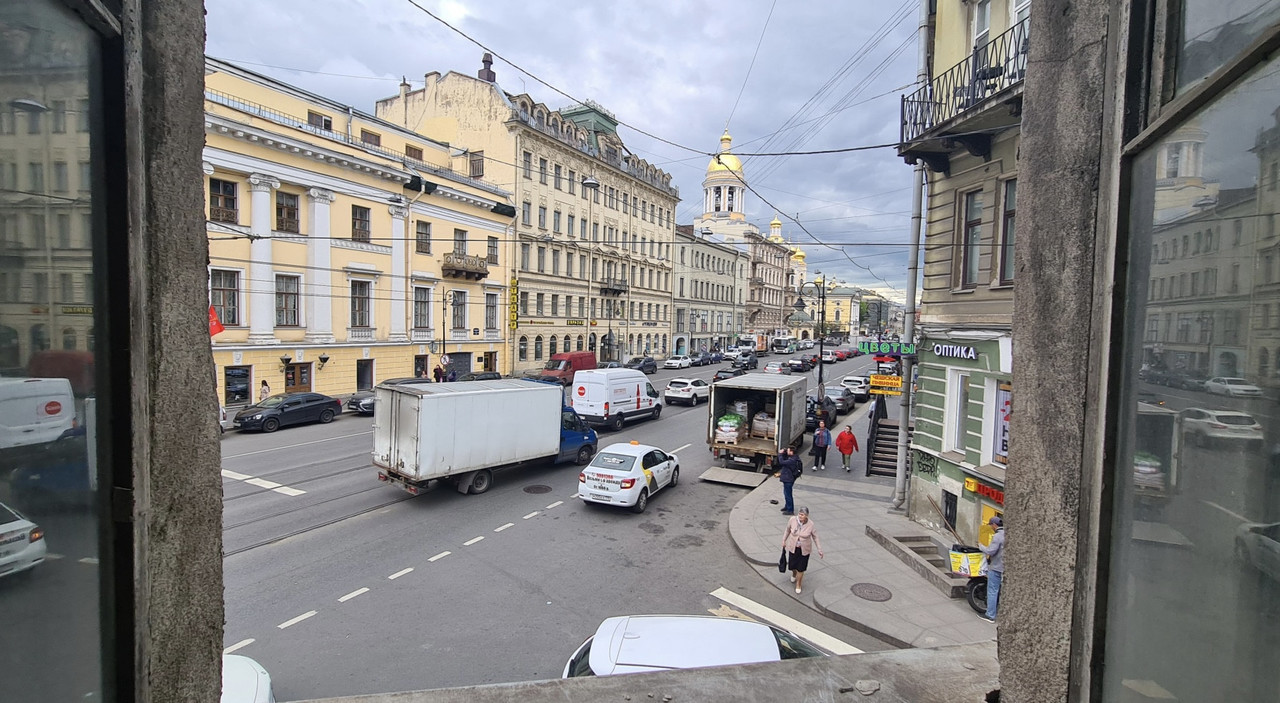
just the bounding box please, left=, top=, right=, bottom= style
left=1205, top=377, right=1263, bottom=397
left=578, top=441, right=678, bottom=513
left=663, top=355, right=692, bottom=369
left=664, top=378, right=709, bottom=406
left=841, top=375, right=870, bottom=401
left=1178, top=407, right=1264, bottom=446
left=563, top=614, right=825, bottom=677
left=0, top=500, right=47, bottom=579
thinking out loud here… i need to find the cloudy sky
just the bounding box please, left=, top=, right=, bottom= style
left=206, top=0, right=922, bottom=300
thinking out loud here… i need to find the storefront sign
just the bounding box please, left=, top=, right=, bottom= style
left=869, top=387, right=902, bottom=396
left=869, top=374, right=902, bottom=388
left=520, top=320, right=554, bottom=325
left=566, top=319, right=585, bottom=326
left=932, top=343, right=978, bottom=360
left=508, top=277, right=519, bottom=330
left=61, top=305, right=93, bottom=315
left=858, top=341, right=916, bottom=355
left=994, top=382, right=1011, bottom=465
left=964, top=477, right=1005, bottom=505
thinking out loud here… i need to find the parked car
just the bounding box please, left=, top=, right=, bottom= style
left=713, top=367, right=747, bottom=382
left=664, top=355, right=693, bottom=370
left=233, top=392, right=343, bottom=432
left=723, top=348, right=742, bottom=361
left=1235, top=521, right=1280, bottom=583
left=347, top=377, right=435, bottom=415
left=0, top=500, right=46, bottom=580
left=688, top=351, right=713, bottom=367
left=665, top=378, right=710, bottom=405
left=733, top=353, right=758, bottom=370
left=822, top=385, right=856, bottom=414
left=800, top=340, right=814, bottom=349
left=623, top=356, right=658, bottom=374
left=222, top=654, right=275, bottom=703
left=799, top=352, right=821, bottom=366
left=787, top=358, right=812, bottom=373
left=563, top=614, right=824, bottom=678
left=763, top=361, right=792, bottom=375
left=806, top=393, right=837, bottom=431
left=577, top=441, right=679, bottom=513
left=1167, top=369, right=1209, bottom=391
left=841, top=375, right=870, bottom=402
left=457, top=371, right=502, bottom=382
left=599, top=361, right=622, bottom=369
left=1205, top=377, right=1264, bottom=397
left=1144, top=368, right=1175, bottom=386
left=832, top=349, right=850, bottom=361
left=820, top=350, right=837, bottom=363
left=708, top=351, right=724, bottom=363
left=219, top=405, right=228, bottom=434
left=1178, top=408, right=1264, bottom=446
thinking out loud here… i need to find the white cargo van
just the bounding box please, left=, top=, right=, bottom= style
left=0, top=378, right=77, bottom=451
left=570, top=368, right=662, bottom=431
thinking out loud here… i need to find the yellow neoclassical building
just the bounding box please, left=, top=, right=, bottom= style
left=204, top=59, right=516, bottom=406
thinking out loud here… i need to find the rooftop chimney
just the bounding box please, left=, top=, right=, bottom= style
left=478, top=52, right=496, bottom=82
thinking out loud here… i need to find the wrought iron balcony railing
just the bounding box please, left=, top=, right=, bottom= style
left=901, top=17, right=1029, bottom=145
left=441, top=251, right=490, bottom=280
left=599, top=277, right=629, bottom=295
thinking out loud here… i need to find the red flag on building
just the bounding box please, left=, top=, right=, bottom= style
left=209, top=305, right=225, bottom=336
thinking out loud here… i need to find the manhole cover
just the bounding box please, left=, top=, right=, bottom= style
left=523, top=485, right=553, bottom=494
left=851, top=583, right=892, bottom=602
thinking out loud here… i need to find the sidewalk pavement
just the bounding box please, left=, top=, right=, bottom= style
left=727, top=470, right=998, bottom=649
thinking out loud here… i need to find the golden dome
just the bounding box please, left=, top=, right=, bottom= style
left=707, top=130, right=743, bottom=174
left=791, top=248, right=806, bottom=261
left=771, top=215, right=782, bottom=229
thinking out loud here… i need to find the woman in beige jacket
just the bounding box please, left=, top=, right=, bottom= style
left=782, top=506, right=824, bottom=594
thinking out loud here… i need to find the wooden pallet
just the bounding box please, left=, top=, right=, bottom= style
left=749, top=425, right=777, bottom=440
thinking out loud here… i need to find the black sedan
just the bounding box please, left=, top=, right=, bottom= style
left=732, top=353, right=758, bottom=370
left=624, top=356, right=658, bottom=374
left=346, top=391, right=375, bottom=415
left=787, top=358, right=812, bottom=373
left=458, top=371, right=502, bottom=381
left=233, top=392, right=342, bottom=432
left=713, top=367, right=746, bottom=382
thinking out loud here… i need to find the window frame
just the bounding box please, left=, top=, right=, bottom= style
left=958, top=189, right=984, bottom=289
left=210, top=268, right=242, bottom=326
left=274, top=273, right=301, bottom=327
left=351, top=205, right=372, bottom=242
left=350, top=279, right=373, bottom=328
left=998, top=178, right=1016, bottom=285
left=276, top=191, right=300, bottom=233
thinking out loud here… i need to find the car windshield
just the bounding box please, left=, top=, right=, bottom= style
left=627, top=358, right=645, bottom=365
left=0, top=503, right=20, bottom=523
left=1217, top=415, right=1257, bottom=425
left=544, top=360, right=568, bottom=371
left=257, top=395, right=286, bottom=408
left=1225, top=378, right=1251, bottom=385
left=824, top=389, right=844, bottom=397
left=588, top=452, right=637, bottom=472
left=668, top=381, right=689, bottom=388
left=772, top=628, right=825, bottom=659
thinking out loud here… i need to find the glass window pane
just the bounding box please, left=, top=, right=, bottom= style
left=1109, top=56, right=1280, bottom=702
left=1177, top=2, right=1280, bottom=93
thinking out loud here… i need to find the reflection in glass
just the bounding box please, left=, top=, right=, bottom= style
left=0, top=2, right=102, bottom=701
left=1110, top=57, right=1280, bottom=701
left=1178, top=1, right=1280, bottom=92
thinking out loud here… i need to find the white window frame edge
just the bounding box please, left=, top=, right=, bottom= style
left=208, top=264, right=247, bottom=328
left=347, top=274, right=377, bottom=330
left=274, top=271, right=307, bottom=329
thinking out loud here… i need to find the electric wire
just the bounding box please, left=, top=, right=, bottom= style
left=724, top=0, right=778, bottom=131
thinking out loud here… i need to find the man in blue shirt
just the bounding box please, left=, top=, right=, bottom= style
left=776, top=448, right=802, bottom=515
left=979, top=516, right=1005, bottom=622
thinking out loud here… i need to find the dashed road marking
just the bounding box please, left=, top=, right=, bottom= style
left=78, top=557, right=99, bottom=565
left=671, top=443, right=692, bottom=454
left=223, top=638, right=255, bottom=654
left=494, top=523, right=514, bottom=532
left=710, top=587, right=862, bottom=655
left=339, top=587, right=369, bottom=602
left=277, top=610, right=317, bottom=629
left=44, top=553, right=64, bottom=560
left=463, top=536, right=484, bottom=546
left=274, top=486, right=306, bottom=497
left=221, top=469, right=251, bottom=480
left=245, top=478, right=282, bottom=490
left=1202, top=500, right=1249, bottom=523
left=223, top=470, right=308, bottom=497
left=428, top=551, right=451, bottom=562
left=522, top=511, right=539, bottom=520
left=545, top=501, right=563, bottom=510
left=388, top=568, right=414, bottom=580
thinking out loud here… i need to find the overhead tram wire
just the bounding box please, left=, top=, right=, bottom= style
left=724, top=0, right=778, bottom=131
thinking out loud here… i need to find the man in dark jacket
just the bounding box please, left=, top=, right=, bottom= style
left=776, top=447, right=802, bottom=515
left=979, top=516, right=1005, bottom=622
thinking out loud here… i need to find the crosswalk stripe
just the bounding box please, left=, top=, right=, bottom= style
left=709, top=587, right=862, bottom=655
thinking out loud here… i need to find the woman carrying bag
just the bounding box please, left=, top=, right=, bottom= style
left=781, top=507, right=824, bottom=594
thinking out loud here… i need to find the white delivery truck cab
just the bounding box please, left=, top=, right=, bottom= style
left=0, top=378, right=77, bottom=452
left=570, top=368, right=662, bottom=431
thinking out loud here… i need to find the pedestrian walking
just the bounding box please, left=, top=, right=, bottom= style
left=978, top=516, right=1005, bottom=622
left=775, top=447, right=802, bottom=515
left=835, top=425, right=860, bottom=471
left=812, top=421, right=831, bottom=470
left=446, top=368, right=457, bottom=383
left=432, top=365, right=444, bottom=383
left=781, top=506, right=823, bottom=595
left=259, top=379, right=270, bottom=402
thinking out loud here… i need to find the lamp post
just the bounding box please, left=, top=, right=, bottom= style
left=794, top=272, right=836, bottom=387
left=581, top=175, right=600, bottom=357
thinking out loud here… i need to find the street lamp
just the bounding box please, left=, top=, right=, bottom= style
left=582, top=175, right=600, bottom=357
left=794, top=272, right=837, bottom=387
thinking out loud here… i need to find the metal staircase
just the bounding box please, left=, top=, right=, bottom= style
left=866, top=395, right=912, bottom=478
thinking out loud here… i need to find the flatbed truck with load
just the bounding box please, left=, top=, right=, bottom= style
left=702, top=374, right=807, bottom=487
left=374, top=379, right=598, bottom=496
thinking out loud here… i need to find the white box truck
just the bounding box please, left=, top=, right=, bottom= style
left=374, top=379, right=598, bottom=496
left=706, top=374, right=808, bottom=474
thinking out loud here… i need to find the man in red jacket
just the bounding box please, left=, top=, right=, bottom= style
left=835, top=425, right=860, bottom=472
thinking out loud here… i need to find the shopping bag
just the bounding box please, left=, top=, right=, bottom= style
left=778, top=549, right=788, bottom=573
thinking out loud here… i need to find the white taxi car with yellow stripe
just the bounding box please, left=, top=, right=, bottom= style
left=578, top=441, right=679, bottom=514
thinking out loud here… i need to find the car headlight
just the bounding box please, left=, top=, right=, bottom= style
left=252, top=414, right=262, bottom=420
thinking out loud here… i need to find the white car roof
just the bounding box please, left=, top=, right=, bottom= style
left=589, top=615, right=784, bottom=675
left=221, top=655, right=272, bottom=703
left=596, top=442, right=661, bottom=459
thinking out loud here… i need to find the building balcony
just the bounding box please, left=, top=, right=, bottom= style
left=600, top=277, right=629, bottom=295
left=749, top=277, right=765, bottom=286
left=347, top=326, right=374, bottom=342
left=410, top=328, right=434, bottom=342
left=899, top=17, right=1029, bottom=173
left=441, top=251, right=490, bottom=280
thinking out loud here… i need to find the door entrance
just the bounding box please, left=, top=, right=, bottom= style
left=413, top=354, right=430, bottom=379
left=482, top=352, right=497, bottom=373
left=356, top=359, right=374, bottom=391
left=284, top=363, right=311, bottom=393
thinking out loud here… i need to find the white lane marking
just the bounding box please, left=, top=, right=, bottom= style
left=522, top=511, right=540, bottom=520
left=1121, top=679, right=1176, bottom=699
left=223, top=638, right=255, bottom=655
left=221, top=469, right=251, bottom=480
left=244, top=477, right=282, bottom=490
left=1202, top=500, right=1249, bottom=523
left=670, top=443, right=692, bottom=454
left=277, top=610, right=317, bottom=629
left=494, top=523, right=514, bottom=532
left=44, top=553, right=64, bottom=560
left=545, top=501, right=563, bottom=510
left=388, top=568, right=414, bottom=580
left=78, top=557, right=99, bottom=565
left=273, top=486, right=307, bottom=497
left=709, top=587, right=862, bottom=655
left=463, top=536, right=484, bottom=546
left=223, top=431, right=374, bottom=459
left=339, top=587, right=370, bottom=602
left=428, top=551, right=451, bottom=562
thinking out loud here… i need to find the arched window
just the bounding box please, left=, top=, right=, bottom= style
left=549, top=335, right=558, bottom=355
left=577, top=334, right=584, bottom=351
left=534, top=335, right=544, bottom=360
left=62, top=327, right=76, bottom=350
left=519, top=336, right=528, bottom=361
left=0, top=325, right=18, bottom=368
left=588, top=333, right=596, bottom=352
left=30, top=324, right=49, bottom=352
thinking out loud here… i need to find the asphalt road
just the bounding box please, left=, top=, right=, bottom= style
left=221, top=352, right=889, bottom=700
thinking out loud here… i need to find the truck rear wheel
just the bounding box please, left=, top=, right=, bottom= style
left=468, top=469, right=493, bottom=495
left=611, top=414, right=625, bottom=431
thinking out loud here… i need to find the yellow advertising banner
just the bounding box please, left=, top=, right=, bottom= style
left=869, top=388, right=902, bottom=396
left=870, top=374, right=903, bottom=388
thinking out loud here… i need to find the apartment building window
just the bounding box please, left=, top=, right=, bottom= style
left=360, top=129, right=381, bottom=146
left=999, top=180, right=1016, bottom=284
left=485, top=293, right=498, bottom=329
left=26, top=109, right=41, bottom=134
left=579, top=255, right=587, bottom=280
left=568, top=170, right=577, bottom=194
left=78, top=161, right=90, bottom=193
left=56, top=214, right=70, bottom=247
left=536, top=293, right=545, bottom=316
left=522, top=151, right=532, bottom=179
left=581, top=219, right=588, bottom=240
left=76, top=98, right=89, bottom=132
left=578, top=297, right=585, bottom=318
left=520, top=291, right=529, bottom=315
left=350, top=280, right=371, bottom=327
left=405, top=144, right=423, bottom=161
left=565, top=253, right=574, bottom=278
left=32, top=272, right=47, bottom=303
left=50, top=100, right=66, bottom=133
left=519, top=336, right=528, bottom=360
left=275, top=275, right=300, bottom=326
left=416, top=221, right=432, bottom=254
left=351, top=205, right=371, bottom=242
left=307, top=111, right=333, bottom=130
left=276, top=192, right=300, bottom=233
left=554, top=164, right=563, bottom=189
left=469, top=151, right=485, bottom=178
left=567, top=214, right=575, bottom=238
left=209, top=178, right=237, bottom=223
left=539, top=157, right=548, bottom=184
left=520, top=243, right=531, bottom=271
left=211, top=270, right=240, bottom=325
left=553, top=210, right=561, bottom=233
left=52, top=161, right=67, bottom=192
left=551, top=294, right=559, bottom=316
left=451, top=291, right=467, bottom=329
left=534, top=335, right=544, bottom=360
left=594, top=187, right=600, bottom=204
left=960, top=190, right=983, bottom=288
left=450, top=228, right=467, bottom=255
left=622, top=193, right=629, bottom=213
left=487, top=236, right=499, bottom=264
left=550, top=335, right=558, bottom=355
left=59, top=273, right=72, bottom=302
left=522, top=201, right=531, bottom=226
left=552, top=250, right=561, bottom=275
left=413, top=287, right=431, bottom=329
left=538, top=206, right=547, bottom=229
left=537, top=246, right=546, bottom=272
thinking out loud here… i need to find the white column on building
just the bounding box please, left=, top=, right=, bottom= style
left=246, top=173, right=280, bottom=344
left=388, top=204, right=410, bottom=342
left=305, top=187, right=336, bottom=343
